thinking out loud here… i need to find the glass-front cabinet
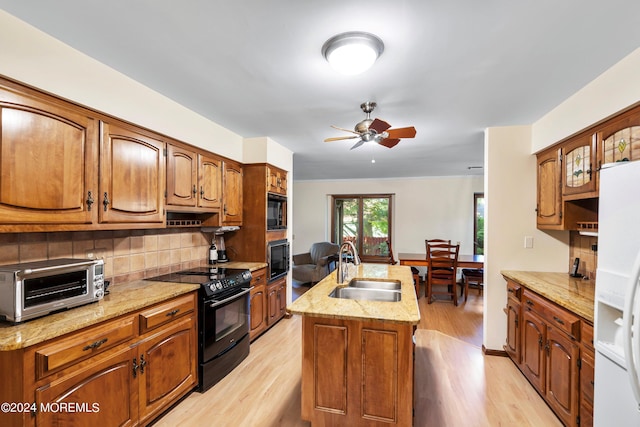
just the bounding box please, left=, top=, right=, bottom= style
left=562, top=132, right=596, bottom=198
left=597, top=109, right=640, bottom=166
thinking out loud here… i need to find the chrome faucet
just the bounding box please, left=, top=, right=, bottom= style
left=336, top=241, right=361, bottom=284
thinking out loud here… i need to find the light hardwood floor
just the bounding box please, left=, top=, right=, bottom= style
left=154, top=284, right=562, bottom=427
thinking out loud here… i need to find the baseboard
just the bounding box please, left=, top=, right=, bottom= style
left=482, top=345, right=508, bottom=357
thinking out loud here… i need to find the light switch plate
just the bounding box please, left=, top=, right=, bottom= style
left=524, top=236, right=534, bottom=248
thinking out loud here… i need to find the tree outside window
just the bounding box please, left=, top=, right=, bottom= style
left=474, top=193, right=484, bottom=255
left=331, top=194, right=393, bottom=263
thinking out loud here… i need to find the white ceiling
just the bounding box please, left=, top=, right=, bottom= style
left=2, top=1, right=640, bottom=180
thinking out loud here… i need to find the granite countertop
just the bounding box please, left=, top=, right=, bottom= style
left=0, top=261, right=267, bottom=351
left=287, top=263, right=420, bottom=325
left=501, top=270, right=595, bottom=323
left=0, top=280, right=201, bottom=351
left=208, top=261, right=267, bottom=271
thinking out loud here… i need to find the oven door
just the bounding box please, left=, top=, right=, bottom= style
left=202, top=287, right=251, bottom=362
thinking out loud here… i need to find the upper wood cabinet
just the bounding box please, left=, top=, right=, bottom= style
left=221, top=160, right=243, bottom=225
left=536, top=146, right=562, bottom=228
left=562, top=132, right=597, bottom=199
left=597, top=107, right=640, bottom=166
left=267, top=164, right=287, bottom=195
left=99, top=121, right=165, bottom=224
left=166, top=144, right=222, bottom=210
left=0, top=82, right=98, bottom=226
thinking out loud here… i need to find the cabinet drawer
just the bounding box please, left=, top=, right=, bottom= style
left=506, top=280, right=522, bottom=302
left=139, top=293, right=195, bottom=334
left=522, top=290, right=580, bottom=338
left=582, top=322, right=594, bottom=350
left=35, top=315, right=136, bottom=379
left=251, top=268, right=267, bottom=287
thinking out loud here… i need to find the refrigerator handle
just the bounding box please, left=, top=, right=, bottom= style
left=623, top=249, right=640, bottom=410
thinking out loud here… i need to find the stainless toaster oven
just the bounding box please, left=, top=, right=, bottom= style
left=0, top=258, right=105, bottom=323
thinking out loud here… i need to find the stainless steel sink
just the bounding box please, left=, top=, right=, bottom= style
left=348, top=278, right=401, bottom=290
left=329, top=286, right=402, bottom=302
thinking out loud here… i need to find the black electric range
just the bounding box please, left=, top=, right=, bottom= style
left=148, top=267, right=252, bottom=299
left=146, top=266, right=252, bottom=392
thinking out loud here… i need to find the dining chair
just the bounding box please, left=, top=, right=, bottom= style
left=461, top=268, right=484, bottom=302
left=426, top=242, right=460, bottom=305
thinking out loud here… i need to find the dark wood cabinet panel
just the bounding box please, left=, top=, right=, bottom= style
left=521, top=309, right=546, bottom=394
left=99, top=121, right=165, bottom=224
left=166, top=144, right=198, bottom=207
left=221, top=160, right=243, bottom=225
left=0, top=83, right=98, bottom=226
left=537, top=147, right=562, bottom=228
left=545, top=325, right=579, bottom=426
left=198, top=154, right=222, bottom=209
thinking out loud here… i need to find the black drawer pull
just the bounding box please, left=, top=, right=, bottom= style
left=83, top=338, right=108, bottom=351
left=507, top=288, right=514, bottom=293
left=166, top=309, right=180, bottom=317
left=526, top=299, right=534, bottom=306
left=553, top=316, right=565, bottom=325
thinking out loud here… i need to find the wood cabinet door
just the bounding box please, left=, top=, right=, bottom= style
left=99, top=121, right=165, bottom=224
left=267, top=283, right=278, bottom=326
left=537, top=147, right=562, bottom=227
left=597, top=107, right=640, bottom=166
left=250, top=285, right=267, bottom=340
left=166, top=144, right=197, bottom=207
left=545, top=326, right=579, bottom=427
left=137, top=315, right=197, bottom=425
left=198, top=154, right=222, bottom=209
left=521, top=309, right=546, bottom=394
left=0, top=86, right=98, bottom=225
left=277, top=281, right=287, bottom=317
left=221, top=160, right=243, bottom=225
left=505, top=300, right=521, bottom=363
left=562, top=132, right=597, bottom=197
left=34, top=346, right=136, bottom=427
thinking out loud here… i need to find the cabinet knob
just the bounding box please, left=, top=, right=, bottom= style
left=86, top=191, right=94, bottom=211
left=103, top=192, right=110, bottom=212
left=192, top=185, right=197, bottom=196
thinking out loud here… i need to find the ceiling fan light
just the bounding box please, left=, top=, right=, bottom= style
left=322, top=32, right=384, bottom=76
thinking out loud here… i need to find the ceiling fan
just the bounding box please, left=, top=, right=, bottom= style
left=324, top=101, right=417, bottom=150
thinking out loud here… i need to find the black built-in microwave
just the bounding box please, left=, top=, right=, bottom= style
left=267, top=193, right=287, bottom=230
left=267, top=239, right=290, bottom=281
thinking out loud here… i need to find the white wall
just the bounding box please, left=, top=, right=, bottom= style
left=532, top=47, right=640, bottom=152
left=0, top=10, right=243, bottom=160
left=292, top=176, right=484, bottom=257
left=484, top=126, right=569, bottom=350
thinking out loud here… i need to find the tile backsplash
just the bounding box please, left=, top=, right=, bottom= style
left=569, top=231, right=598, bottom=280
left=0, top=229, right=213, bottom=285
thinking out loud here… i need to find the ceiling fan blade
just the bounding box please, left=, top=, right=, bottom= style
left=386, top=126, right=417, bottom=139
left=330, top=125, right=360, bottom=135
left=378, top=138, right=401, bottom=148
left=324, top=135, right=360, bottom=142
left=369, top=118, right=392, bottom=133
left=350, top=139, right=365, bottom=150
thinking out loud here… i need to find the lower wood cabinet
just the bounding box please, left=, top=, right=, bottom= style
left=504, top=278, right=593, bottom=427
left=267, top=277, right=287, bottom=326
left=1, top=292, right=197, bottom=427
left=301, top=315, right=414, bottom=426
left=250, top=268, right=268, bottom=341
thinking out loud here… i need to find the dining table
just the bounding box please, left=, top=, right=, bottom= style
left=398, top=252, right=484, bottom=269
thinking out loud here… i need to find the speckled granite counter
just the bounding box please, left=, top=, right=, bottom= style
left=208, top=261, right=267, bottom=271
left=0, top=261, right=267, bottom=351
left=501, top=271, right=595, bottom=323
left=288, top=263, right=420, bottom=324
left=0, top=280, right=200, bottom=351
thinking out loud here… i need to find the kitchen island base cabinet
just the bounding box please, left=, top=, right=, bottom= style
left=301, top=316, right=414, bottom=427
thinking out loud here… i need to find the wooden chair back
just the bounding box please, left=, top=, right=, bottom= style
left=426, top=242, right=460, bottom=305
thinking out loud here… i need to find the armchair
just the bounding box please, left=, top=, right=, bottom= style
left=292, top=242, right=340, bottom=285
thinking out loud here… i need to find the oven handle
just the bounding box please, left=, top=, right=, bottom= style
left=208, top=286, right=253, bottom=308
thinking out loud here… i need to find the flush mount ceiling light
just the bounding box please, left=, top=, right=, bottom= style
left=322, top=31, right=384, bottom=75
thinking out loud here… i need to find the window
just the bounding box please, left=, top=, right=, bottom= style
left=331, top=194, right=393, bottom=263
left=474, top=193, right=485, bottom=255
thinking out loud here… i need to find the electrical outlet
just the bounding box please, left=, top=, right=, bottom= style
left=524, top=236, right=534, bottom=249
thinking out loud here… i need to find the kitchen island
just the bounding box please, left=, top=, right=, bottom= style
left=288, top=263, right=420, bottom=426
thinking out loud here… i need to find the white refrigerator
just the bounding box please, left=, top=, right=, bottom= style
left=594, top=160, right=640, bottom=425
